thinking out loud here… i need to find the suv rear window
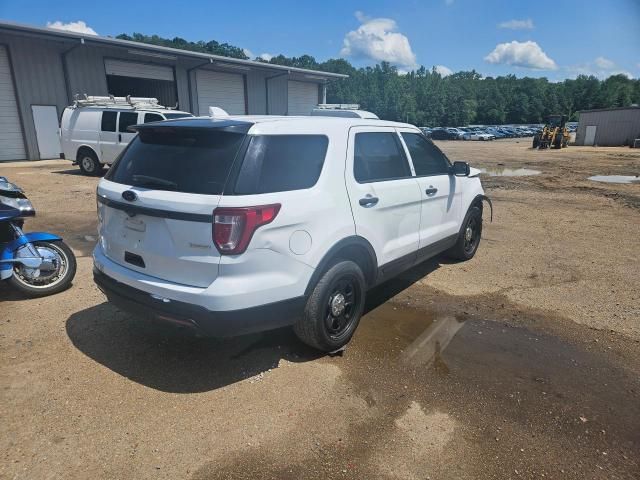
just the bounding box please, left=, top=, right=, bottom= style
left=234, top=135, right=328, bottom=194
left=105, top=129, right=245, bottom=195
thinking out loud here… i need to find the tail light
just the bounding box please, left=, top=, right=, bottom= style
left=213, top=204, right=281, bottom=255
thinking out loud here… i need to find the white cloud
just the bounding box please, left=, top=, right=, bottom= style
left=498, top=19, right=534, bottom=30
left=484, top=41, right=557, bottom=70
left=594, top=56, right=615, bottom=69
left=435, top=65, right=453, bottom=76
left=243, top=48, right=254, bottom=59
left=46, top=20, right=97, bottom=35
left=341, top=11, right=417, bottom=69
left=259, top=53, right=273, bottom=62
left=566, top=57, right=634, bottom=79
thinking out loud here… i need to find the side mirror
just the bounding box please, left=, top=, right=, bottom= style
left=451, top=161, right=470, bottom=177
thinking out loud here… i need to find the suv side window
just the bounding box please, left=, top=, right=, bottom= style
left=354, top=132, right=411, bottom=183
left=119, top=112, right=139, bottom=132
left=401, top=133, right=450, bottom=176
left=234, top=135, right=328, bottom=194
left=144, top=113, right=164, bottom=123
left=100, top=111, right=117, bottom=132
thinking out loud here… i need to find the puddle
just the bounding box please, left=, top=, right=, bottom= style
left=588, top=175, right=640, bottom=184
left=400, top=316, right=464, bottom=367
left=480, top=167, right=541, bottom=176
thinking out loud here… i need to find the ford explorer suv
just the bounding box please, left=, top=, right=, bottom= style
left=93, top=116, right=490, bottom=352
left=60, top=96, right=193, bottom=176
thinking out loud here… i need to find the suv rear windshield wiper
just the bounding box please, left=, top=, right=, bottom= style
left=131, top=174, right=178, bottom=190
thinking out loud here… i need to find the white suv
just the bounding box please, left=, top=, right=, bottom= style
left=60, top=98, right=193, bottom=176
left=93, top=115, right=490, bottom=351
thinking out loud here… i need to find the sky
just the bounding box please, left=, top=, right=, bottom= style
left=1, top=0, right=639, bottom=80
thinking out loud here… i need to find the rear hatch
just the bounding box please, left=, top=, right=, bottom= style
left=97, top=120, right=251, bottom=287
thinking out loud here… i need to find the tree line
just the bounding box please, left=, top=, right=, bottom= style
left=116, top=33, right=640, bottom=126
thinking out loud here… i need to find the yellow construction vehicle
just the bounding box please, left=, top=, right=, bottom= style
left=533, top=115, right=570, bottom=149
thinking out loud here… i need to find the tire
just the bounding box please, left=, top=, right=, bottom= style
left=77, top=150, right=103, bottom=176
left=8, top=240, right=77, bottom=297
left=532, top=135, right=540, bottom=148
left=446, top=205, right=483, bottom=261
left=294, top=260, right=366, bottom=352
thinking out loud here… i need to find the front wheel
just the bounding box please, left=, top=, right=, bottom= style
left=8, top=240, right=77, bottom=297
left=294, top=260, right=366, bottom=352
left=446, top=205, right=483, bottom=261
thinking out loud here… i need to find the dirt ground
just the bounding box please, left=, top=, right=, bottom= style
left=1, top=139, right=639, bottom=479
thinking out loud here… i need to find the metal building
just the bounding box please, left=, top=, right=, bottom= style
left=575, top=106, right=640, bottom=146
left=0, top=20, right=347, bottom=161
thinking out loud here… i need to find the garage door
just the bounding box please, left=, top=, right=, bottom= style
left=105, top=59, right=174, bottom=81
left=196, top=70, right=246, bottom=115
left=0, top=46, right=26, bottom=161
left=288, top=81, right=319, bottom=116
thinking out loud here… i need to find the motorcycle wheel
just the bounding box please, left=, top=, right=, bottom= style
left=8, top=240, right=76, bottom=297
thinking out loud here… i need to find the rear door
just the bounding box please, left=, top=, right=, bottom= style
left=397, top=129, right=461, bottom=253
left=345, top=126, right=421, bottom=274
left=97, top=126, right=248, bottom=287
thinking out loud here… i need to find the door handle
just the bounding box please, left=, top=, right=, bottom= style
left=425, top=187, right=438, bottom=195
left=359, top=195, right=379, bottom=207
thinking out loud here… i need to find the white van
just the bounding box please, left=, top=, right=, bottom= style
left=60, top=96, right=193, bottom=175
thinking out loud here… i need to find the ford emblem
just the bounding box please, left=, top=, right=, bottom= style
left=122, top=190, right=137, bottom=202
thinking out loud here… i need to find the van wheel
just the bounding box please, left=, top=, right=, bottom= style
left=294, top=260, right=366, bottom=352
left=78, top=150, right=102, bottom=176
left=447, top=205, right=482, bottom=261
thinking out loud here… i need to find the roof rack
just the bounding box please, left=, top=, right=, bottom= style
left=316, top=103, right=361, bottom=110
left=72, top=94, right=173, bottom=109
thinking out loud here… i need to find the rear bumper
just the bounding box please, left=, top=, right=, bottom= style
left=94, top=268, right=305, bottom=337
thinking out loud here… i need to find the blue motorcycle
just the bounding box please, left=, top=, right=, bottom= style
left=0, top=177, right=76, bottom=297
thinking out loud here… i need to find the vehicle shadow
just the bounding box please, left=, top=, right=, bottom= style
left=65, top=255, right=446, bottom=394
left=52, top=168, right=105, bottom=177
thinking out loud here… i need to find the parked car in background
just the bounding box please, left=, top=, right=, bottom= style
left=446, top=127, right=466, bottom=139
left=420, top=127, right=433, bottom=138
left=60, top=96, right=193, bottom=176
left=463, top=130, right=494, bottom=141
left=430, top=128, right=459, bottom=140
left=93, top=114, right=488, bottom=352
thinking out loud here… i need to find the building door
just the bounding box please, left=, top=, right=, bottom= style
left=196, top=70, right=246, bottom=115
left=31, top=105, right=61, bottom=159
left=585, top=125, right=597, bottom=146
left=0, top=46, right=26, bottom=161
left=287, top=81, right=319, bottom=115
left=105, top=59, right=177, bottom=108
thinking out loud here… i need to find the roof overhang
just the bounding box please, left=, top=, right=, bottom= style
left=0, top=20, right=348, bottom=80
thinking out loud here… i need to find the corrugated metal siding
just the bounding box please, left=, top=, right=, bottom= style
left=576, top=109, right=640, bottom=146
left=0, top=45, right=26, bottom=160
left=0, top=33, right=68, bottom=160
left=196, top=69, right=246, bottom=115
left=267, top=74, right=288, bottom=115
left=246, top=70, right=267, bottom=114
left=104, top=59, right=174, bottom=81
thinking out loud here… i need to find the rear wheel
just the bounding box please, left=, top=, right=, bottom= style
left=447, top=205, right=483, bottom=261
left=8, top=240, right=77, bottom=297
left=532, top=135, right=540, bottom=148
left=294, top=260, right=366, bottom=352
left=78, top=150, right=103, bottom=176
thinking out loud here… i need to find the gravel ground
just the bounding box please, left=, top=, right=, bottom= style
left=1, top=139, right=639, bottom=479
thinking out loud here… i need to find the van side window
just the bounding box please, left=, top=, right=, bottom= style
left=101, top=111, right=117, bottom=132
left=401, top=133, right=450, bottom=176
left=119, top=112, right=139, bottom=132
left=354, top=132, right=411, bottom=183
left=144, top=113, right=164, bottom=123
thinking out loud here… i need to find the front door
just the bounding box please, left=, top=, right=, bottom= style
left=397, top=129, right=461, bottom=254
left=345, top=127, right=422, bottom=275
